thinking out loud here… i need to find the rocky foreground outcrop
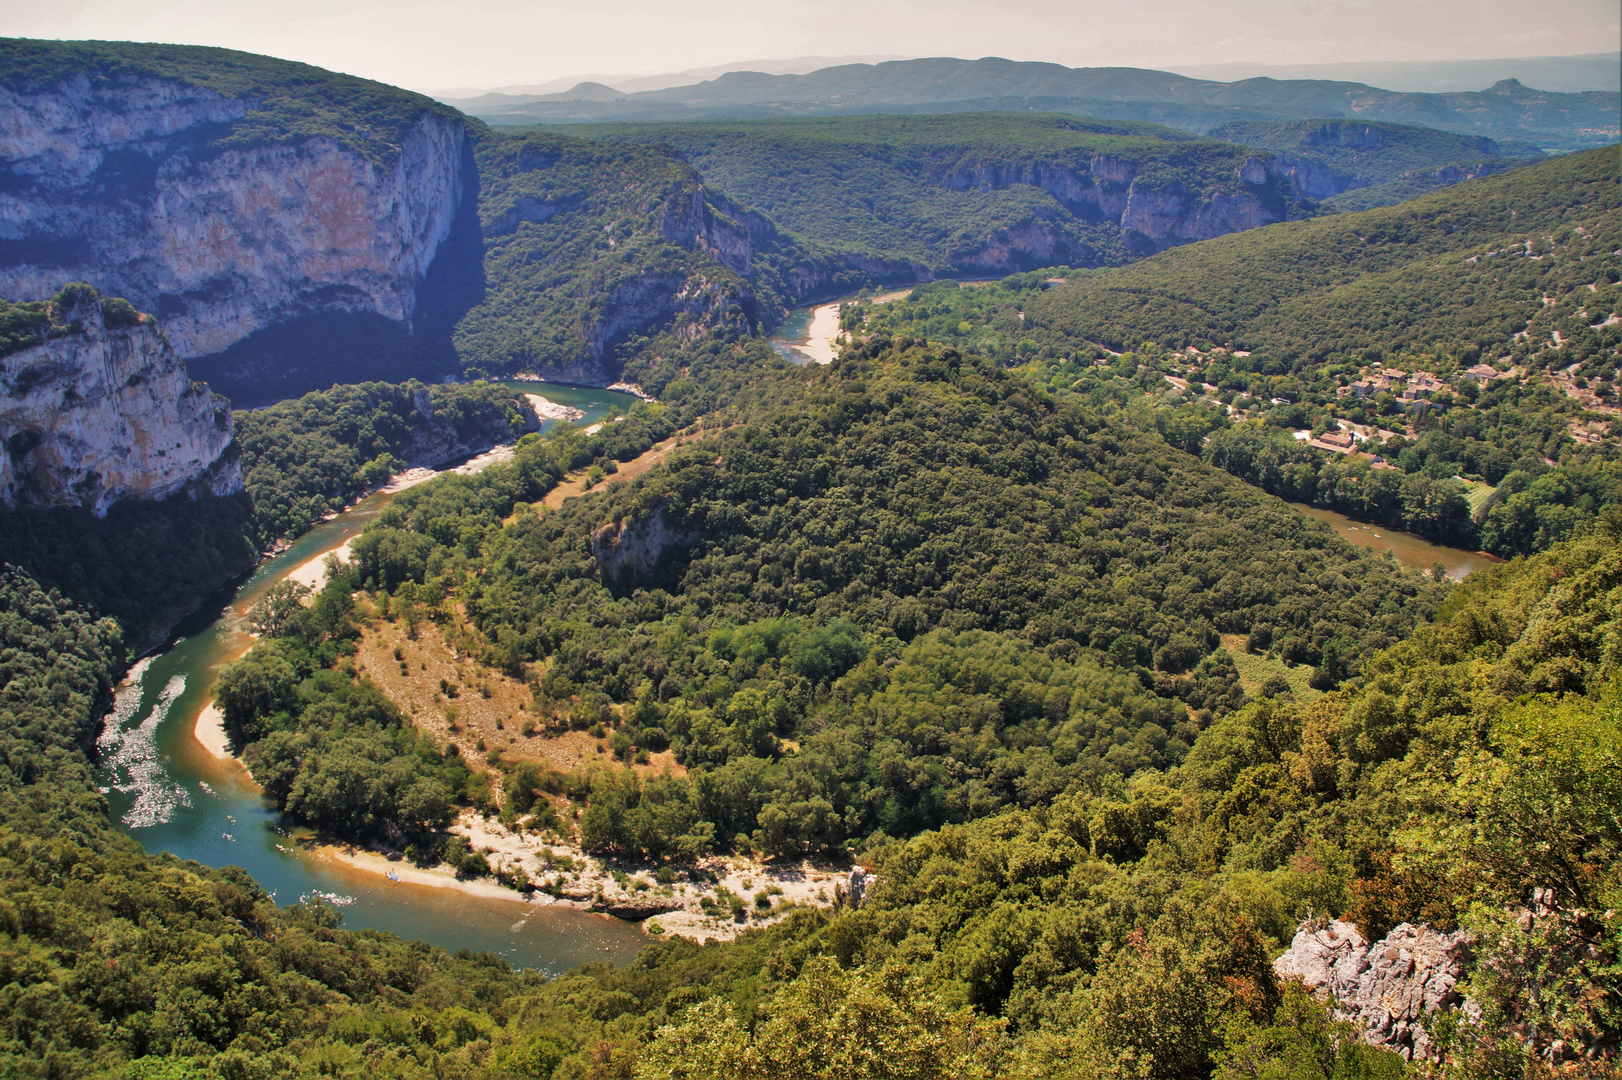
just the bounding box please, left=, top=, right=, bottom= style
left=1275, top=919, right=1471, bottom=1062
left=0, top=61, right=464, bottom=361
left=0, top=286, right=237, bottom=513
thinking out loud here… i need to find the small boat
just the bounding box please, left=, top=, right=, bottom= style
left=221, top=832, right=234, bottom=841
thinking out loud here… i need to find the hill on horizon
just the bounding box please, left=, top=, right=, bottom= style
left=449, top=55, right=1622, bottom=150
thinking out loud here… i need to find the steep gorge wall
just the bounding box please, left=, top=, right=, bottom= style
left=0, top=71, right=465, bottom=361
left=0, top=289, right=238, bottom=513
left=936, top=151, right=1301, bottom=258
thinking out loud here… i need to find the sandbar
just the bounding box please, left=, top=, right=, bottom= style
left=193, top=701, right=233, bottom=760
left=317, top=843, right=540, bottom=904
left=792, top=301, right=843, bottom=364
left=525, top=394, right=587, bottom=423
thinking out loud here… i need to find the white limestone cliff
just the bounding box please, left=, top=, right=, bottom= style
left=0, top=72, right=464, bottom=359
left=1275, top=918, right=1472, bottom=1062
left=0, top=290, right=237, bottom=513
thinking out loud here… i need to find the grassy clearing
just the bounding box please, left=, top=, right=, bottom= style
left=1217, top=635, right=1322, bottom=701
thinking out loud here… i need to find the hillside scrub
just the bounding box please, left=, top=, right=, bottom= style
left=5, top=528, right=1620, bottom=1075
left=219, top=337, right=1445, bottom=867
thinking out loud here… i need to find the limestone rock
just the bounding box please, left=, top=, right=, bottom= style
left=0, top=71, right=464, bottom=361
left=591, top=895, right=687, bottom=921
left=0, top=289, right=237, bottom=513
left=591, top=501, right=699, bottom=586
left=1275, top=919, right=1472, bottom=1062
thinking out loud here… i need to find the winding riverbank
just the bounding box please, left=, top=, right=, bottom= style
left=1290, top=502, right=1504, bottom=580
left=98, top=384, right=652, bottom=971
left=770, top=287, right=915, bottom=365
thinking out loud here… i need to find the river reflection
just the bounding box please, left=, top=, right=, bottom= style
left=1291, top=502, right=1503, bottom=581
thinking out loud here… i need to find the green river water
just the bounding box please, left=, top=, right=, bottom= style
left=99, top=383, right=650, bottom=973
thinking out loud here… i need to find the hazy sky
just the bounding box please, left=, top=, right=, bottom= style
left=2, top=0, right=1616, bottom=92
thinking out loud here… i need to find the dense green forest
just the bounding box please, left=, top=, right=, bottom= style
left=237, top=381, right=536, bottom=543
left=854, top=279, right=1621, bottom=555
left=557, top=113, right=1307, bottom=270
left=841, top=149, right=1621, bottom=555
left=5, top=484, right=1618, bottom=1076
left=215, top=339, right=1444, bottom=873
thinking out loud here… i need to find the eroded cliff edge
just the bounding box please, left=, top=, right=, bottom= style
left=0, top=285, right=238, bottom=513
left=0, top=43, right=465, bottom=362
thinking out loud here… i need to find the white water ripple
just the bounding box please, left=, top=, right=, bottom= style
left=99, top=674, right=192, bottom=828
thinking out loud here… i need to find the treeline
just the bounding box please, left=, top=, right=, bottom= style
left=236, top=379, right=536, bottom=543
left=8, top=526, right=1617, bottom=1075
left=270, top=338, right=1443, bottom=865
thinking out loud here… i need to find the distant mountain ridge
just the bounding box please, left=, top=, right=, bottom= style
left=448, top=56, right=1622, bottom=150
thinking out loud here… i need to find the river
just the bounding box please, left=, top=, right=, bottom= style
left=770, top=287, right=919, bottom=364
left=1290, top=502, right=1503, bottom=580
left=99, top=382, right=651, bottom=973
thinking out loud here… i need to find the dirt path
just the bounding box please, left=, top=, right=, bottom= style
left=352, top=615, right=682, bottom=778
left=541, top=427, right=710, bottom=509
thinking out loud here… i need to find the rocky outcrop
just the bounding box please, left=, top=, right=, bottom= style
left=0, top=287, right=237, bottom=513
left=1275, top=919, right=1471, bottom=1062
left=395, top=385, right=539, bottom=469
left=590, top=895, right=686, bottom=921
left=591, top=501, right=699, bottom=586
left=935, top=152, right=1298, bottom=256
left=1121, top=184, right=1278, bottom=252
left=0, top=71, right=464, bottom=360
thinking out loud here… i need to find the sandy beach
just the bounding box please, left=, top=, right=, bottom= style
left=317, top=842, right=540, bottom=903
left=285, top=538, right=356, bottom=592
left=193, top=702, right=233, bottom=760
left=525, top=393, right=586, bottom=423
left=792, top=301, right=843, bottom=364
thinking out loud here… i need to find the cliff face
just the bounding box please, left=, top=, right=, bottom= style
left=0, top=289, right=237, bottom=513
left=591, top=501, right=699, bottom=588
left=0, top=71, right=465, bottom=361
left=936, top=152, right=1299, bottom=257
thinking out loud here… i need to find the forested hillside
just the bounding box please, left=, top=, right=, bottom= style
left=845, top=148, right=1621, bottom=555
left=561, top=113, right=1308, bottom=268
left=1, top=37, right=1618, bottom=1080
left=1206, top=118, right=1541, bottom=210
left=5, top=373, right=1619, bottom=1077
left=215, top=338, right=1444, bottom=873
left=237, top=381, right=538, bottom=543
left=452, top=56, right=1622, bottom=150
left=447, top=127, right=868, bottom=380
left=1026, top=147, right=1619, bottom=370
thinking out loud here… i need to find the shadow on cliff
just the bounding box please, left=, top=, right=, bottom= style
left=187, top=140, right=488, bottom=409
left=0, top=493, right=258, bottom=652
